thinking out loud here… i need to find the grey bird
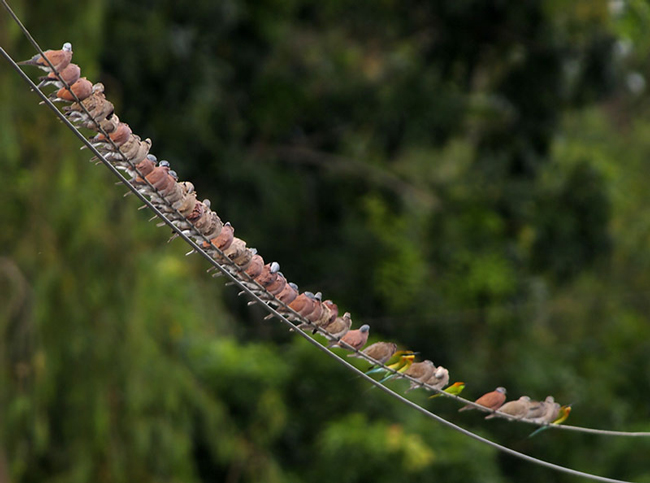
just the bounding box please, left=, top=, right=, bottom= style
left=486, top=396, right=531, bottom=420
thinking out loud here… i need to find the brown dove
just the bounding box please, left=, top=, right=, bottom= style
left=459, top=387, right=507, bottom=412
left=329, top=324, right=369, bottom=351
left=485, top=396, right=531, bottom=420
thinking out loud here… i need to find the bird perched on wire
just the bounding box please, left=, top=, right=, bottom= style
left=377, top=353, right=416, bottom=383
left=485, top=396, right=531, bottom=420
left=528, top=405, right=572, bottom=438
left=425, top=366, right=449, bottom=390
left=53, top=77, right=93, bottom=102
left=329, top=324, right=370, bottom=351
left=525, top=396, right=553, bottom=421
left=528, top=396, right=560, bottom=424
left=348, top=342, right=397, bottom=365
left=365, top=351, right=417, bottom=376
left=288, top=292, right=317, bottom=318
left=38, top=62, right=81, bottom=88
left=311, top=299, right=338, bottom=332
left=276, top=281, right=299, bottom=305
left=403, top=360, right=436, bottom=392
left=324, top=312, right=352, bottom=340
left=458, top=387, right=507, bottom=412
left=429, top=382, right=466, bottom=398
left=18, top=42, right=72, bottom=72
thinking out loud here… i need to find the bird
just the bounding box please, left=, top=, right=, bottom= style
left=197, top=209, right=224, bottom=240
left=223, top=238, right=248, bottom=265
left=304, top=292, right=324, bottom=324
left=377, top=353, right=416, bottom=383
left=65, top=83, right=115, bottom=128
left=207, top=222, right=234, bottom=251
left=485, top=396, right=531, bottom=420
left=529, top=396, right=561, bottom=424
left=459, top=387, right=507, bottom=412
left=92, top=122, right=133, bottom=147
left=244, top=254, right=264, bottom=279
left=329, top=324, right=369, bottom=351
left=324, top=312, right=352, bottom=340
left=266, top=272, right=287, bottom=296
left=528, top=405, right=572, bottom=438
left=430, top=382, right=466, bottom=398
left=348, top=342, right=397, bottom=364
left=276, top=281, right=299, bottom=305
left=320, top=300, right=339, bottom=329
left=525, top=396, right=554, bottom=421
left=425, top=366, right=449, bottom=390
left=132, top=155, right=156, bottom=180
left=551, top=405, right=572, bottom=425
left=288, top=292, right=315, bottom=315
left=97, top=114, right=120, bottom=134
left=365, top=350, right=416, bottom=375
left=403, top=360, right=436, bottom=392
left=53, top=77, right=93, bottom=102
left=255, top=262, right=280, bottom=287
left=175, top=190, right=198, bottom=218
left=19, top=42, right=72, bottom=72
left=309, top=298, right=334, bottom=330
left=38, top=63, right=81, bottom=88
left=145, top=165, right=170, bottom=192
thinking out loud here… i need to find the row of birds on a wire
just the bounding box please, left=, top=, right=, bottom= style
left=20, top=42, right=571, bottom=434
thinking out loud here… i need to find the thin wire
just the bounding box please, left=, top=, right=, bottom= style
left=2, top=1, right=648, bottom=441
left=0, top=9, right=647, bottom=483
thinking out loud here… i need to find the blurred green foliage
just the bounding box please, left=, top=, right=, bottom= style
left=2, top=0, right=650, bottom=482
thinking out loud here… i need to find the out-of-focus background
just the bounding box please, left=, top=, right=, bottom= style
left=2, top=0, right=650, bottom=481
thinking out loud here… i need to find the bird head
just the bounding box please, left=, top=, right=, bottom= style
left=496, top=387, right=506, bottom=394
left=63, top=42, right=72, bottom=52
left=359, top=324, right=370, bottom=333
left=270, top=261, right=280, bottom=273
